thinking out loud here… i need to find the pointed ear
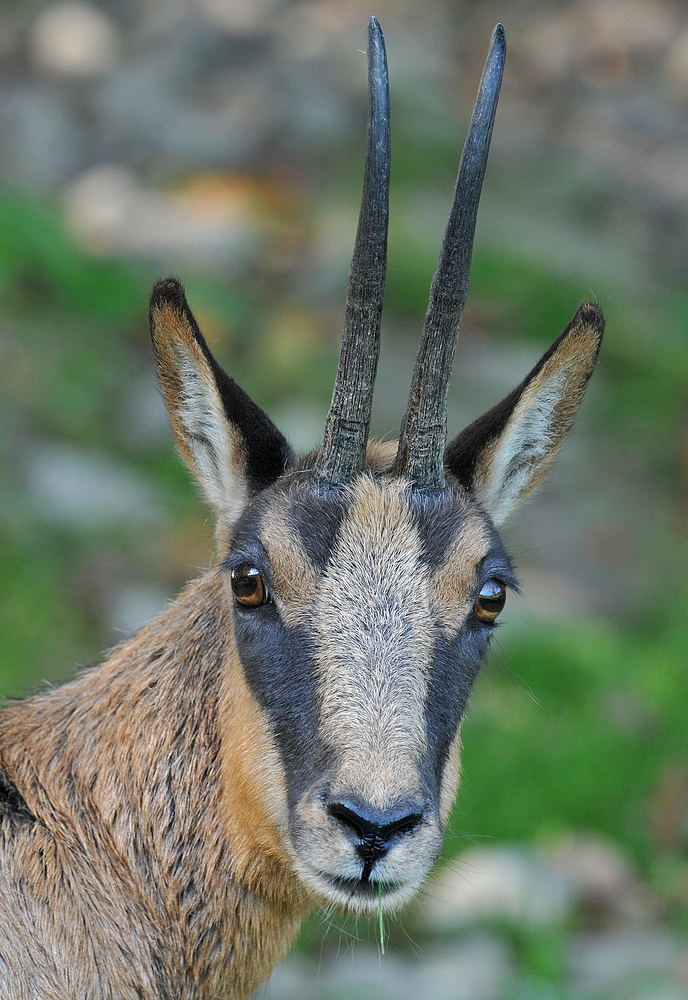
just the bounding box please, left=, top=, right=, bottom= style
left=149, top=278, right=293, bottom=523
left=444, top=302, right=604, bottom=526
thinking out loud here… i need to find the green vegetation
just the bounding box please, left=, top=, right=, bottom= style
left=460, top=616, right=688, bottom=873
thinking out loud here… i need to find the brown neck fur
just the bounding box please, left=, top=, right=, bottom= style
left=0, top=572, right=311, bottom=999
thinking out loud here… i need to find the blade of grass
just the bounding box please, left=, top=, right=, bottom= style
left=378, top=883, right=385, bottom=955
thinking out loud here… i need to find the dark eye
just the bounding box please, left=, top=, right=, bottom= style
left=230, top=565, right=268, bottom=608
left=473, top=579, right=506, bottom=624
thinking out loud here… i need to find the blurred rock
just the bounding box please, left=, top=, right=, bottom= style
left=579, top=0, right=678, bottom=59
left=64, top=166, right=253, bottom=260
left=106, top=583, right=170, bottom=637
left=0, top=86, right=85, bottom=186
left=94, top=62, right=276, bottom=171
left=264, top=936, right=512, bottom=1000
left=198, top=0, right=281, bottom=36
left=420, top=836, right=661, bottom=934
left=568, top=926, right=688, bottom=990
left=271, top=400, right=325, bottom=453
left=75, top=554, right=170, bottom=638
left=548, top=834, right=658, bottom=923
left=665, top=28, right=688, bottom=94
left=420, top=845, right=572, bottom=930
left=525, top=0, right=679, bottom=82
left=29, top=2, right=121, bottom=78
left=25, top=443, right=163, bottom=529
left=506, top=566, right=592, bottom=625
left=117, top=372, right=171, bottom=451
left=417, top=937, right=513, bottom=1000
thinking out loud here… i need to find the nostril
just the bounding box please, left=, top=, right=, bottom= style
left=327, top=801, right=375, bottom=840
left=327, top=798, right=425, bottom=881
left=383, top=812, right=422, bottom=840
left=327, top=799, right=424, bottom=847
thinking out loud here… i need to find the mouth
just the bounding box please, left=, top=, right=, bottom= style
left=325, top=873, right=402, bottom=899
left=301, top=867, right=420, bottom=914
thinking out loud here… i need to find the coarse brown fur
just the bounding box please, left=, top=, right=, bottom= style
left=0, top=573, right=310, bottom=999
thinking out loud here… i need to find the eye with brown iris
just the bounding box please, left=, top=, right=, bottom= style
left=473, top=579, right=506, bottom=624
left=230, top=565, right=268, bottom=608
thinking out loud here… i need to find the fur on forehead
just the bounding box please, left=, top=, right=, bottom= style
left=228, top=455, right=501, bottom=587
left=257, top=504, right=318, bottom=627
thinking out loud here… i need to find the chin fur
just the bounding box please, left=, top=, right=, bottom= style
left=291, top=858, right=423, bottom=915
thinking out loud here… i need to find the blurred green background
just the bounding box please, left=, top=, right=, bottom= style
left=1, top=1, right=687, bottom=997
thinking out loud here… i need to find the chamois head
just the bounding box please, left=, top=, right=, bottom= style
left=149, top=20, right=602, bottom=916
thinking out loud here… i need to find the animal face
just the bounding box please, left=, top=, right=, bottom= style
left=148, top=17, right=603, bottom=917
left=223, top=468, right=513, bottom=911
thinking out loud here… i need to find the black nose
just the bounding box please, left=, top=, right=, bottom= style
left=327, top=797, right=423, bottom=879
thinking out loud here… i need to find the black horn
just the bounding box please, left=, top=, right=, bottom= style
left=315, top=16, right=391, bottom=486
left=394, top=24, right=506, bottom=490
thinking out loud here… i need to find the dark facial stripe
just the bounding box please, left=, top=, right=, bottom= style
left=409, top=487, right=507, bottom=573
left=409, top=490, right=468, bottom=569
left=232, top=609, right=328, bottom=811
left=423, top=628, right=489, bottom=789
left=226, top=481, right=349, bottom=808
left=229, top=477, right=349, bottom=576
left=288, top=486, right=349, bottom=572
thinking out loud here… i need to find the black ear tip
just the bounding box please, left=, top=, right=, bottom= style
left=574, top=301, right=605, bottom=338
left=150, top=276, right=187, bottom=315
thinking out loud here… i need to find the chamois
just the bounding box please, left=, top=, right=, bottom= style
left=0, top=19, right=603, bottom=1000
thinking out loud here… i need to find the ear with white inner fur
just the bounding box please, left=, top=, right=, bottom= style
left=444, top=302, right=604, bottom=526
left=149, top=277, right=294, bottom=524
